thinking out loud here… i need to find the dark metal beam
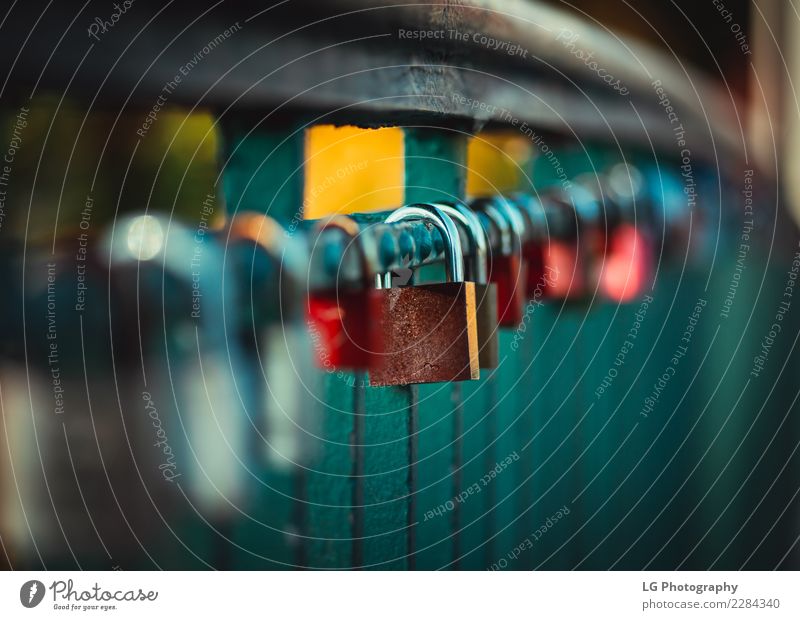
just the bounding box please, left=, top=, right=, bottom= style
left=0, top=0, right=741, bottom=164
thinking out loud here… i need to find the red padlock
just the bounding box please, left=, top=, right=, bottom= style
left=543, top=239, right=583, bottom=299
left=508, top=193, right=555, bottom=299
left=545, top=186, right=605, bottom=300
left=306, top=216, right=383, bottom=371
left=512, top=191, right=584, bottom=301
left=472, top=197, right=527, bottom=326
left=601, top=223, right=653, bottom=302
left=599, top=164, right=653, bottom=301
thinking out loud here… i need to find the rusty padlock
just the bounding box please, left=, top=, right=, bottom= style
left=369, top=204, right=480, bottom=386
left=471, top=196, right=527, bottom=326
left=306, top=215, right=383, bottom=371
left=436, top=202, right=499, bottom=369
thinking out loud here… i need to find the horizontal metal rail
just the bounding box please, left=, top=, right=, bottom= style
left=305, top=168, right=681, bottom=288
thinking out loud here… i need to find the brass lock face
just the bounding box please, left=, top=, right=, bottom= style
left=369, top=204, right=480, bottom=386
left=434, top=202, right=499, bottom=369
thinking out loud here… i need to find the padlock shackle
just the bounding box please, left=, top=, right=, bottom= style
left=560, top=181, right=603, bottom=230
left=229, top=212, right=285, bottom=253
left=472, top=196, right=525, bottom=256
left=227, top=212, right=308, bottom=280
left=574, top=172, right=625, bottom=234
left=312, top=214, right=361, bottom=239
left=509, top=193, right=547, bottom=244
left=379, top=204, right=465, bottom=287
left=312, top=214, right=376, bottom=285
left=493, top=196, right=527, bottom=251
left=603, top=163, right=645, bottom=223
left=479, top=203, right=511, bottom=255
left=432, top=202, right=488, bottom=284
left=605, top=162, right=644, bottom=204
left=535, top=187, right=580, bottom=240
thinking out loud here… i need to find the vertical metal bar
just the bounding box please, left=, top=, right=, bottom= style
left=451, top=383, right=463, bottom=570
left=362, top=384, right=412, bottom=569
left=353, top=373, right=366, bottom=569
left=404, top=126, right=467, bottom=569
left=407, top=386, right=418, bottom=571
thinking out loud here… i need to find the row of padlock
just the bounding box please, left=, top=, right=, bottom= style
left=306, top=170, right=658, bottom=386
left=0, top=163, right=672, bottom=393
left=0, top=161, right=687, bottom=567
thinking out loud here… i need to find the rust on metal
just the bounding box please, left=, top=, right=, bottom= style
left=370, top=282, right=479, bottom=386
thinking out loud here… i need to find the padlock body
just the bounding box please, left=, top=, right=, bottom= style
left=601, top=224, right=652, bottom=302
left=307, top=288, right=382, bottom=370
left=524, top=242, right=546, bottom=298
left=490, top=254, right=527, bottom=327
left=370, top=282, right=479, bottom=386
left=475, top=282, right=499, bottom=368
left=542, top=240, right=586, bottom=299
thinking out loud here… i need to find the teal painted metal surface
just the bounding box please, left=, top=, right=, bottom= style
left=362, top=385, right=411, bottom=569
left=415, top=384, right=458, bottom=568
left=305, top=375, right=357, bottom=569
left=221, top=119, right=305, bottom=225
left=458, top=378, right=493, bottom=569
